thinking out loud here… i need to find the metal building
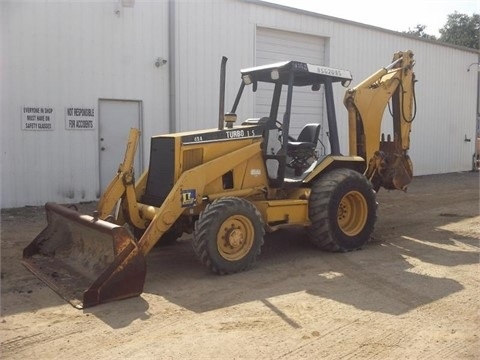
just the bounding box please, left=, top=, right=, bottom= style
left=1, top=0, right=478, bottom=208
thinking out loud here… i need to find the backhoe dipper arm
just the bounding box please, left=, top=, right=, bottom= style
left=343, top=50, right=416, bottom=191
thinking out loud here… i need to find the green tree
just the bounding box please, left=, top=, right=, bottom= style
left=439, top=12, right=479, bottom=49
left=403, top=24, right=437, bottom=40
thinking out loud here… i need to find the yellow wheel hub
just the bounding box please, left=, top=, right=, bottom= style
left=217, top=215, right=254, bottom=260
left=337, top=191, right=368, bottom=236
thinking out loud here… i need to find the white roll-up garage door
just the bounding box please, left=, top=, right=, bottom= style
left=255, top=27, right=327, bottom=145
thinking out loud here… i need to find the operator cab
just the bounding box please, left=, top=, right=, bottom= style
left=229, top=60, right=352, bottom=187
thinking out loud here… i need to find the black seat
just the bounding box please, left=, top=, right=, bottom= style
left=287, top=123, right=321, bottom=175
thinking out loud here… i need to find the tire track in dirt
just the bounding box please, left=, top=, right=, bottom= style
left=1, top=328, right=85, bottom=358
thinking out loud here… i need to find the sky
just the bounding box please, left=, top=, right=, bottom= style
left=262, top=0, right=479, bottom=37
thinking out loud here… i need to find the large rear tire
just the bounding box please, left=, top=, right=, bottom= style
left=308, top=168, right=376, bottom=252
left=193, top=197, right=265, bottom=275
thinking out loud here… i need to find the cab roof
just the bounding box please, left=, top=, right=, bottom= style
left=240, top=61, right=352, bottom=86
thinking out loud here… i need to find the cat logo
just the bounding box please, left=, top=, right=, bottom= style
left=181, top=189, right=197, bottom=207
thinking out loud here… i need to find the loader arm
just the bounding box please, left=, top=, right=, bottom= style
left=136, top=141, right=263, bottom=255
left=344, top=50, right=416, bottom=191
left=22, top=132, right=263, bottom=308
left=96, top=128, right=142, bottom=220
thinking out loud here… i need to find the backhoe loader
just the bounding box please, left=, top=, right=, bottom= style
left=23, top=51, right=416, bottom=308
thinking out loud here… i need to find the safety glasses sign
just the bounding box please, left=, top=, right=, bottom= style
left=22, top=106, right=54, bottom=130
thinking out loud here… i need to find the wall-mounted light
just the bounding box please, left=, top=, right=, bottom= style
left=467, top=62, right=480, bottom=72
left=155, top=57, right=167, bottom=67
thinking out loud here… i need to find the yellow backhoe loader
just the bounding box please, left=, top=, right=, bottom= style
left=23, top=51, right=416, bottom=308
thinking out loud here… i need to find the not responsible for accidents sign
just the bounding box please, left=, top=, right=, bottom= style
left=65, top=107, right=96, bottom=130
left=21, top=106, right=55, bottom=130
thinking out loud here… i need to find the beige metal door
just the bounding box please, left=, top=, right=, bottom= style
left=98, top=99, right=143, bottom=193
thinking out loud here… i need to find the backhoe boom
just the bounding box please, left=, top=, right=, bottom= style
left=344, top=50, right=416, bottom=191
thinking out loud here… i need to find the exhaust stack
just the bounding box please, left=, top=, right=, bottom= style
left=218, top=56, right=228, bottom=130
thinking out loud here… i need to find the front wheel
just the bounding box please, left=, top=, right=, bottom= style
left=193, top=197, right=265, bottom=274
left=308, top=168, right=377, bottom=252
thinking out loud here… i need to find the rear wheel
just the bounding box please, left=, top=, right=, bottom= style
left=308, top=168, right=376, bottom=251
left=193, top=197, right=265, bottom=274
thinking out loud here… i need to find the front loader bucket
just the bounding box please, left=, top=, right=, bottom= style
left=22, top=202, right=146, bottom=309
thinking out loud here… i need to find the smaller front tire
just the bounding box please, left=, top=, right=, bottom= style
left=193, top=197, right=265, bottom=274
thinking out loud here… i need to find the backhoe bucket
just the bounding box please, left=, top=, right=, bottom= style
left=22, top=202, right=146, bottom=309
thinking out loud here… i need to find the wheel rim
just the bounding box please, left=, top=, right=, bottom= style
left=217, top=215, right=254, bottom=261
left=337, top=191, right=368, bottom=236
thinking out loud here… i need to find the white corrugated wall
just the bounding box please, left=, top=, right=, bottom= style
left=1, top=0, right=478, bottom=208
left=173, top=0, right=255, bottom=132
left=1, top=1, right=170, bottom=208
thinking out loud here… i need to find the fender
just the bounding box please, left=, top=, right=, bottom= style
left=303, top=155, right=366, bottom=184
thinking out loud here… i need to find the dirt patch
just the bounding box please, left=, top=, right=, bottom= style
left=1, top=172, right=479, bottom=359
